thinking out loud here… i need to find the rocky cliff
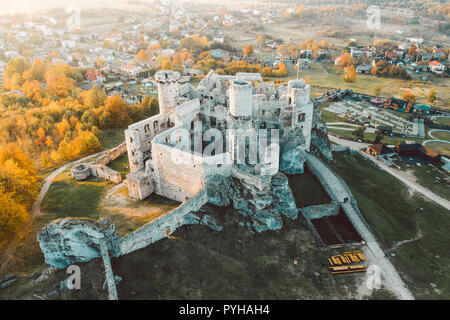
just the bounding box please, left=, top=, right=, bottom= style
left=310, top=107, right=333, bottom=161
left=206, top=172, right=298, bottom=233
left=279, top=126, right=307, bottom=174
left=37, top=218, right=121, bottom=269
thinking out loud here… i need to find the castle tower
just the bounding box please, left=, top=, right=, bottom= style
left=155, top=70, right=180, bottom=115
left=288, top=79, right=314, bottom=151
left=229, top=80, right=253, bottom=118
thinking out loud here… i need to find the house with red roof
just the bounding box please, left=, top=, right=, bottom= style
left=428, top=60, right=445, bottom=75
left=85, top=70, right=105, bottom=82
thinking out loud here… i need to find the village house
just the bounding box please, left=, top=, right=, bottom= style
left=85, top=70, right=105, bottom=83
left=119, top=64, right=143, bottom=76
left=356, top=65, right=371, bottom=74
left=428, top=60, right=445, bottom=75
left=366, top=143, right=395, bottom=158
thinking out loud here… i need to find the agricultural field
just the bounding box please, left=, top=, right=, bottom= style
left=262, top=62, right=449, bottom=111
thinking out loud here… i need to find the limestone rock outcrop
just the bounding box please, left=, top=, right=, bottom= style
left=206, top=172, right=298, bottom=233
left=280, top=127, right=307, bottom=174
left=37, top=218, right=120, bottom=269
left=310, top=111, right=333, bottom=161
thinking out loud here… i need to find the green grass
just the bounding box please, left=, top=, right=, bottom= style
left=425, top=141, right=450, bottom=156
left=435, top=117, right=450, bottom=126
left=329, top=151, right=450, bottom=299
left=430, top=131, right=450, bottom=142
left=112, top=205, right=363, bottom=300
left=396, top=160, right=449, bottom=201
left=41, top=171, right=114, bottom=221
left=98, top=129, right=125, bottom=150
left=107, top=153, right=130, bottom=179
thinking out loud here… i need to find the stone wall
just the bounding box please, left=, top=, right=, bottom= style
left=151, top=141, right=206, bottom=201
left=95, top=142, right=127, bottom=166
left=118, top=190, right=208, bottom=255
left=71, top=142, right=126, bottom=184
left=91, top=164, right=122, bottom=184
left=231, top=166, right=271, bottom=191
left=71, top=164, right=91, bottom=180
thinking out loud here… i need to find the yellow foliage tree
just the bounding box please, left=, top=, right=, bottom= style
left=343, top=65, right=357, bottom=82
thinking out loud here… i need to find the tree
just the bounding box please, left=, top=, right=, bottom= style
left=374, top=85, right=382, bottom=96
left=338, top=52, right=354, bottom=69
left=343, top=65, right=357, bottom=82
left=374, top=130, right=384, bottom=144
left=95, top=57, right=106, bottom=68
left=0, top=192, right=28, bottom=241
left=352, top=126, right=365, bottom=140
left=243, top=44, right=254, bottom=57
left=85, top=83, right=106, bottom=108
left=100, top=95, right=131, bottom=129
left=161, top=60, right=173, bottom=70
left=136, top=49, right=150, bottom=61
left=408, top=46, right=417, bottom=57
left=256, top=35, right=266, bottom=47
left=402, top=91, right=416, bottom=103
left=427, top=88, right=436, bottom=103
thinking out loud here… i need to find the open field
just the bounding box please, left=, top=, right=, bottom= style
left=395, top=159, right=449, bottom=201
left=424, top=141, right=450, bottom=157
left=329, top=151, right=450, bottom=299
left=107, top=153, right=130, bottom=180
left=429, top=131, right=450, bottom=142
left=112, top=205, right=367, bottom=300
left=263, top=62, right=449, bottom=111
left=434, top=117, right=450, bottom=126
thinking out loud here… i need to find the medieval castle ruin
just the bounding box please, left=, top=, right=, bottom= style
left=124, top=70, right=317, bottom=202
left=38, top=69, right=358, bottom=299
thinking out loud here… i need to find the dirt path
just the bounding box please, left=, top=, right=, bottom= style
left=326, top=137, right=418, bottom=299
left=0, top=144, right=123, bottom=272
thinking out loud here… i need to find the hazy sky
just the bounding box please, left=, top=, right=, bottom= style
left=0, top=0, right=129, bottom=15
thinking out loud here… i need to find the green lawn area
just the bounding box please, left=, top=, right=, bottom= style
left=430, top=131, right=450, bottom=142
left=112, top=205, right=367, bottom=300
left=395, top=159, right=449, bottom=201
left=107, top=153, right=130, bottom=179
left=41, top=170, right=114, bottom=221
left=425, top=141, right=450, bottom=157
left=98, top=129, right=125, bottom=149
left=329, top=151, right=450, bottom=299
left=435, top=117, right=450, bottom=126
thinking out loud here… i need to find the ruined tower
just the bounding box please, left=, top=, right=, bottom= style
left=155, top=70, right=180, bottom=115
left=229, top=80, right=253, bottom=118
left=288, top=79, right=314, bottom=151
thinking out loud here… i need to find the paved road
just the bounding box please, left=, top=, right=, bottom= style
left=327, top=126, right=376, bottom=133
